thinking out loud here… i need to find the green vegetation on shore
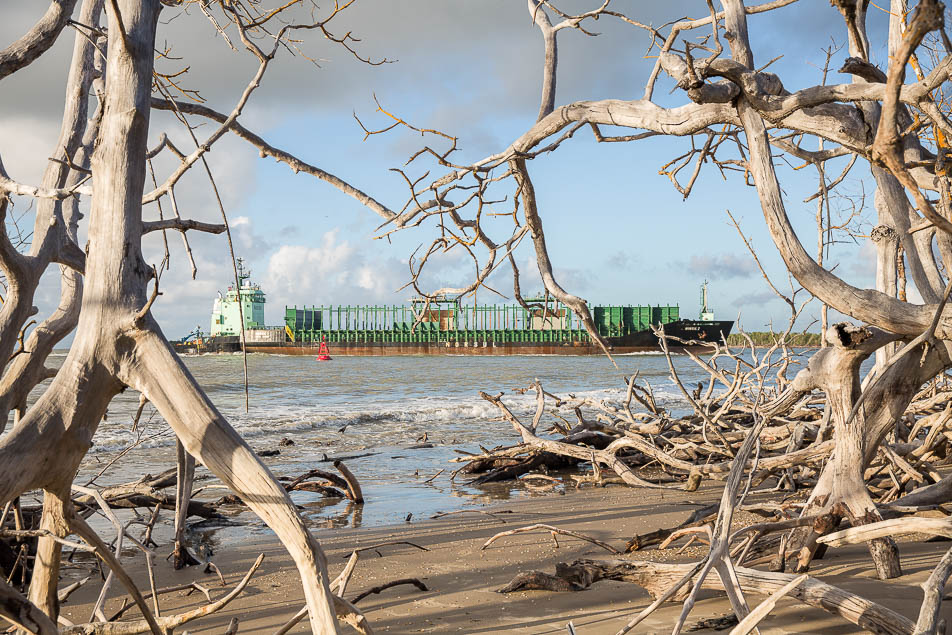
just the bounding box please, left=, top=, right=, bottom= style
left=726, top=331, right=822, bottom=347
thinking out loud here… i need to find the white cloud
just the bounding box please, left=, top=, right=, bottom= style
left=686, top=253, right=757, bottom=280
left=229, top=213, right=272, bottom=252
left=0, top=116, right=62, bottom=187
left=264, top=229, right=409, bottom=312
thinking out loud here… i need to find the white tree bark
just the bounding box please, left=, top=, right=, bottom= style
left=0, top=0, right=97, bottom=435
left=871, top=224, right=900, bottom=367
left=0, top=1, right=341, bottom=631
left=171, top=441, right=197, bottom=569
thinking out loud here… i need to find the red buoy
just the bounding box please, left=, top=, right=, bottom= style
left=316, top=336, right=332, bottom=361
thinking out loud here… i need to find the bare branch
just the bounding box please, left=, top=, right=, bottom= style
left=141, top=218, right=226, bottom=234
left=149, top=97, right=400, bottom=222
left=0, top=0, right=79, bottom=81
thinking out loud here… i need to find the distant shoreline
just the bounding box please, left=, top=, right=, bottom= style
left=726, top=332, right=822, bottom=347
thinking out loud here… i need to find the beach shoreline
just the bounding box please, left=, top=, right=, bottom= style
left=58, top=481, right=952, bottom=634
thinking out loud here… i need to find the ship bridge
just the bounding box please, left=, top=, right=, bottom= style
left=210, top=259, right=268, bottom=336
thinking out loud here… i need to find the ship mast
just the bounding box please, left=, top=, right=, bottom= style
left=699, top=280, right=714, bottom=321
left=236, top=257, right=250, bottom=286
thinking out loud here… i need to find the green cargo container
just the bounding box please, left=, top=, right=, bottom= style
left=284, top=301, right=681, bottom=344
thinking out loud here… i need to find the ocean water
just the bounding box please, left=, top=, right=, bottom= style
left=54, top=350, right=810, bottom=542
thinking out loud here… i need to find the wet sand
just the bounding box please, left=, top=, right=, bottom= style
left=59, top=481, right=952, bottom=634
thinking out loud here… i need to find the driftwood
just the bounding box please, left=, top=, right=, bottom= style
left=914, top=545, right=952, bottom=635
left=333, top=461, right=364, bottom=504
left=274, top=541, right=430, bottom=635
left=479, top=389, right=674, bottom=489
left=440, top=324, right=952, bottom=635
left=107, top=581, right=215, bottom=621
left=224, top=617, right=240, bottom=635
left=481, top=524, right=621, bottom=554
left=0, top=455, right=366, bottom=633
left=350, top=578, right=428, bottom=604
left=449, top=325, right=952, bottom=632
left=625, top=504, right=719, bottom=552
left=728, top=574, right=808, bottom=635
left=819, top=517, right=952, bottom=547
left=172, top=441, right=199, bottom=569
left=499, top=558, right=915, bottom=634
left=273, top=548, right=384, bottom=635
left=0, top=576, right=58, bottom=635
left=355, top=0, right=952, bottom=626
left=460, top=361, right=842, bottom=497
left=0, top=0, right=417, bottom=630
left=60, top=554, right=264, bottom=635
left=431, top=509, right=512, bottom=522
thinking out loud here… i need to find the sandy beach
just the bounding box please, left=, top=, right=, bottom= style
left=57, top=481, right=952, bottom=634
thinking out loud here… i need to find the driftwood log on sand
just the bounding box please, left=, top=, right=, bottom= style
left=498, top=558, right=915, bottom=635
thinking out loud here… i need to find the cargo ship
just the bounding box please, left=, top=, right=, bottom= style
left=172, top=261, right=733, bottom=355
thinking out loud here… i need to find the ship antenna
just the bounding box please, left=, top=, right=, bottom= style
left=236, top=258, right=250, bottom=285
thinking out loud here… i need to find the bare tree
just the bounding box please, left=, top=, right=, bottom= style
left=365, top=0, right=952, bottom=589
left=0, top=0, right=409, bottom=632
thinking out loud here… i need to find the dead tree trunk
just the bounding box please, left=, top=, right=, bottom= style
left=784, top=325, right=902, bottom=578
left=0, top=1, right=341, bottom=631
left=23, top=488, right=70, bottom=628
left=783, top=326, right=952, bottom=578
left=172, top=441, right=198, bottom=569
left=0, top=0, right=93, bottom=428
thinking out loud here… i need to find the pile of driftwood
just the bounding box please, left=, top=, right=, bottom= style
left=460, top=357, right=952, bottom=504
left=455, top=330, right=952, bottom=635
left=0, top=459, right=380, bottom=634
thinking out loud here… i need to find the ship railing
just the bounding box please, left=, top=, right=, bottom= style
left=285, top=327, right=595, bottom=345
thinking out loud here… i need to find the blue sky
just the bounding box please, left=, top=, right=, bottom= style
left=1, top=1, right=899, bottom=338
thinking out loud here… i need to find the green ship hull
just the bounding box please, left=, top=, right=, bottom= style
left=173, top=318, right=733, bottom=355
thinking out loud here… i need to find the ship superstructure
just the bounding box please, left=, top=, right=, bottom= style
left=210, top=259, right=267, bottom=336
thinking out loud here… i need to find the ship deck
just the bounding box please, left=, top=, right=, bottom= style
left=173, top=320, right=734, bottom=356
